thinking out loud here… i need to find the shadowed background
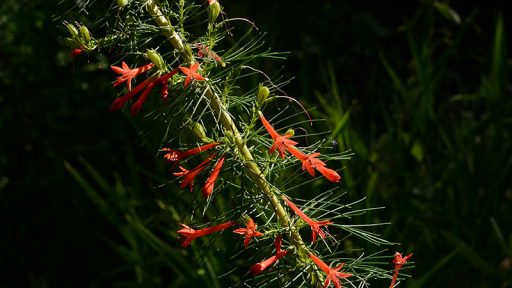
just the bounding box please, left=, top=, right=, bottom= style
left=0, top=0, right=510, bottom=287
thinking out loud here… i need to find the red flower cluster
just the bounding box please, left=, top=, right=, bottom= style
left=173, top=154, right=215, bottom=192
left=259, top=112, right=341, bottom=182
left=163, top=143, right=225, bottom=198
left=178, top=216, right=265, bottom=250
left=110, top=62, right=206, bottom=115
left=163, top=142, right=219, bottom=168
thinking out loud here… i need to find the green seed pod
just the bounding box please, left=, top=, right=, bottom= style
left=257, top=85, right=270, bottom=106
left=116, top=0, right=128, bottom=8
left=146, top=49, right=166, bottom=71
left=79, top=25, right=91, bottom=43
left=192, top=122, right=208, bottom=141
left=208, top=1, right=221, bottom=23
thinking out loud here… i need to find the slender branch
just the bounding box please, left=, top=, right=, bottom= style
left=145, top=0, right=310, bottom=259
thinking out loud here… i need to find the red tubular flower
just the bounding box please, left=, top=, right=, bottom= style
left=111, top=61, right=154, bottom=91
left=202, top=156, right=225, bottom=198
left=129, top=80, right=155, bottom=116
left=154, top=69, right=179, bottom=100
left=178, top=63, right=205, bottom=88
left=177, top=221, right=235, bottom=247
left=110, top=70, right=178, bottom=116
left=283, top=197, right=333, bottom=243
left=72, top=48, right=84, bottom=58
left=288, top=148, right=341, bottom=183
left=172, top=155, right=214, bottom=192
left=390, top=252, right=413, bottom=288
left=233, top=217, right=264, bottom=248
left=207, top=0, right=217, bottom=4
left=163, top=142, right=219, bottom=169
left=309, top=253, right=352, bottom=288
left=258, top=112, right=298, bottom=159
left=250, top=236, right=288, bottom=274
left=111, top=77, right=153, bottom=112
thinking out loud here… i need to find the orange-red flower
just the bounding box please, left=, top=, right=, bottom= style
left=250, top=236, right=288, bottom=274
left=233, top=217, right=264, bottom=248
left=258, top=112, right=298, bottom=158
left=163, top=142, right=219, bottom=169
left=111, top=61, right=154, bottom=91
left=155, top=70, right=178, bottom=100
left=172, top=154, right=214, bottom=192
left=283, top=197, right=333, bottom=243
left=110, top=69, right=178, bottom=116
left=178, top=63, right=205, bottom=88
left=202, top=156, right=225, bottom=198
left=288, top=148, right=341, bottom=182
left=309, top=253, right=352, bottom=288
left=390, top=252, right=413, bottom=288
left=177, top=221, right=235, bottom=247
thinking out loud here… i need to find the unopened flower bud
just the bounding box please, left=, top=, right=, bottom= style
left=240, top=214, right=251, bottom=225
left=65, top=23, right=79, bottom=38
left=146, top=49, right=166, bottom=71
left=79, top=26, right=92, bottom=43
left=116, top=0, right=128, bottom=8
left=208, top=1, right=221, bottom=23
left=192, top=122, right=208, bottom=141
left=285, top=129, right=295, bottom=137
left=257, top=85, right=270, bottom=105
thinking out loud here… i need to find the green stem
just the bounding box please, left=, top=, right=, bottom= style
left=145, top=0, right=309, bottom=258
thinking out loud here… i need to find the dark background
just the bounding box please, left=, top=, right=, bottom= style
left=1, top=0, right=510, bottom=287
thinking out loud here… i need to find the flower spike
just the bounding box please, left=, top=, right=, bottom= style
left=233, top=217, right=264, bottom=248
left=177, top=221, right=235, bottom=247
left=288, top=148, right=341, bottom=182
left=178, top=63, right=205, bottom=88
left=250, top=236, right=288, bottom=274
left=390, top=252, right=413, bottom=288
left=309, top=253, right=352, bottom=288
left=283, top=196, right=333, bottom=243
left=258, top=112, right=298, bottom=158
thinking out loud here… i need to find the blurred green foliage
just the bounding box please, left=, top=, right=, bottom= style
left=0, top=0, right=510, bottom=287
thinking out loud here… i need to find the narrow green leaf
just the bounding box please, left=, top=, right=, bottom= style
left=434, top=2, right=461, bottom=24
